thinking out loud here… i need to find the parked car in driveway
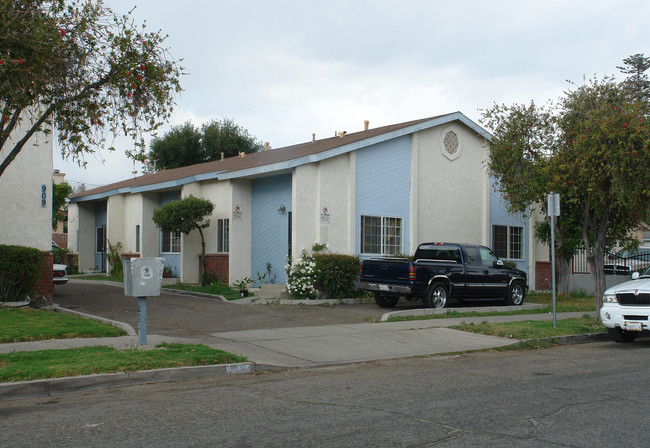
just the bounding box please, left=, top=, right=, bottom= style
left=359, top=242, right=528, bottom=308
left=54, top=264, right=68, bottom=285
left=604, top=247, right=650, bottom=275
left=601, top=265, right=650, bottom=342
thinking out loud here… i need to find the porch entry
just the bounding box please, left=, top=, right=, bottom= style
left=251, top=174, right=292, bottom=285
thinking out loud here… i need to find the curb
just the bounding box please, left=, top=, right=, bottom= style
left=53, top=305, right=137, bottom=336
left=0, top=362, right=256, bottom=402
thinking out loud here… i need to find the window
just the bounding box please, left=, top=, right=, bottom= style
left=96, top=226, right=106, bottom=253
left=217, top=218, right=229, bottom=253
left=492, top=225, right=523, bottom=259
left=161, top=230, right=181, bottom=253
left=135, top=225, right=140, bottom=253
left=361, top=215, right=403, bottom=255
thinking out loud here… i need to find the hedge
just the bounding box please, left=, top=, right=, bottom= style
left=313, top=253, right=361, bottom=300
left=0, top=245, right=45, bottom=302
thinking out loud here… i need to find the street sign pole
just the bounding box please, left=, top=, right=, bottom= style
left=548, top=193, right=560, bottom=328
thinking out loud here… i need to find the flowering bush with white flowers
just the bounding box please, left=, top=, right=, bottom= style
left=284, top=251, right=319, bottom=300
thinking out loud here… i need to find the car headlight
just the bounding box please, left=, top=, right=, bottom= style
left=603, top=293, right=618, bottom=303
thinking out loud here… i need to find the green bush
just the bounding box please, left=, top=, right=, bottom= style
left=0, top=245, right=45, bottom=302
left=313, top=253, right=361, bottom=300
left=106, top=240, right=123, bottom=280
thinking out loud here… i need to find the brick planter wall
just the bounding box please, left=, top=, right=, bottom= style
left=32, top=252, right=54, bottom=306
left=199, top=254, right=229, bottom=284
left=536, top=261, right=552, bottom=291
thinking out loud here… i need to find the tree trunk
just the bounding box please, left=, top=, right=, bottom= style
left=556, top=256, right=571, bottom=296
left=198, top=226, right=207, bottom=285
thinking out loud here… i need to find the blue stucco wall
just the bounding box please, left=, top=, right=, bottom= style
left=356, top=136, right=411, bottom=256
left=489, top=178, right=529, bottom=273
left=94, top=201, right=107, bottom=271
left=251, top=174, right=292, bottom=284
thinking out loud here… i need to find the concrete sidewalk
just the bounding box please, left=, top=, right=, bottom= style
left=0, top=307, right=605, bottom=401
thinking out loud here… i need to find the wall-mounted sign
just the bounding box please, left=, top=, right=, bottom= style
left=320, top=206, right=330, bottom=224
left=232, top=204, right=242, bottom=220
left=41, top=184, right=47, bottom=208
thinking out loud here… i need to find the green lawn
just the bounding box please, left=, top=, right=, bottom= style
left=0, top=307, right=126, bottom=343
left=0, top=343, right=247, bottom=382
left=0, top=307, right=247, bottom=382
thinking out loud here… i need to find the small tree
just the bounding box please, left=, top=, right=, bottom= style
left=152, top=195, right=214, bottom=285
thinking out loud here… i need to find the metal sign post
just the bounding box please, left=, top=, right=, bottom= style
left=138, top=296, right=148, bottom=345
left=548, top=193, right=560, bottom=328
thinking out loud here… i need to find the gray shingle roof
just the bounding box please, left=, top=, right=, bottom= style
left=71, top=112, right=488, bottom=201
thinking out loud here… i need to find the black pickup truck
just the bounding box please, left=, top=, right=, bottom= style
left=359, top=242, right=528, bottom=308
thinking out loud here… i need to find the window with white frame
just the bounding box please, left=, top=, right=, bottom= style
left=217, top=218, right=229, bottom=253
left=361, top=215, right=403, bottom=255
left=161, top=230, right=181, bottom=253
left=492, top=225, right=523, bottom=260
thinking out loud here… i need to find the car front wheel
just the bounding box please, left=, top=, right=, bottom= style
left=505, top=282, right=525, bottom=306
left=424, top=282, right=448, bottom=309
left=607, top=327, right=638, bottom=343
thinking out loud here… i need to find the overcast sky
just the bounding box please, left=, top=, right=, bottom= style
left=53, top=0, right=650, bottom=189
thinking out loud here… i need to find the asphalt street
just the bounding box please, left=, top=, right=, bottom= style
left=3, top=342, right=649, bottom=447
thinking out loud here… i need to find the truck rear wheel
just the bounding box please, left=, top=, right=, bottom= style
left=374, top=293, right=399, bottom=308
left=424, top=282, right=447, bottom=308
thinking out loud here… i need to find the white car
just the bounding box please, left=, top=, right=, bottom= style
left=601, top=266, right=650, bottom=342
left=54, top=264, right=69, bottom=285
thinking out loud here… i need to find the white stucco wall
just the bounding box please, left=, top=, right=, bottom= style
left=229, top=179, right=252, bottom=286
left=0, top=122, right=53, bottom=251
left=293, top=153, right=356, bottom=256
left=411, top=124, right=490, bottom=248
left=180, top=180, right=233, bottom=284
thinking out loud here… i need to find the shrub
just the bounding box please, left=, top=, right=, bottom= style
left=285, top=251, right=318, bottom=300
left=314, top=253, right=361, bottom=300
left=106, top=240, right=123, bottom=279
left=0, top=245, right=45, bottom=302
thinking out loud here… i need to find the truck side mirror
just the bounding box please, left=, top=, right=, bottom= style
left=494, top=260, right=504, bottom=268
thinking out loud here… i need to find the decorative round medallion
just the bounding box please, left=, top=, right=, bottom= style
left=439, top=126, right=463, bottom=161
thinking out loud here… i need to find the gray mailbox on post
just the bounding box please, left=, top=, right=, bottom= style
left=123, top=257, right=164, bottom=297
left=123, top=257, right=164, bottom=345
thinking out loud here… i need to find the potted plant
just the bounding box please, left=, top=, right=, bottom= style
left=233, top=276, right=253, bottom=297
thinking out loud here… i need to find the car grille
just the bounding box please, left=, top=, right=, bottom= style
left=617, top=292, right=650, bottom=306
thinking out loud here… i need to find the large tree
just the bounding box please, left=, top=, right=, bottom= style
left=483, top=77, right=650, bottom=311
left=52, top=180, right=72, bottom=230
left=0, top=0, right=183, bottom=178
left=152, top=195, right=214, bottom=285
left=146, top=118, right=262, bottom=171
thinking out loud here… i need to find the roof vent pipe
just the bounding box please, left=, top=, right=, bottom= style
left=264, top=141, right=269, bottom=151
left=312, top=133, right=316, bottom=142
left=364, top=120, right=369, bottom=131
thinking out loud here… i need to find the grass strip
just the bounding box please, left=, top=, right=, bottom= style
left=0, top=343, right=248, bottom=382
left=162, top=283, right=242, bottom=301
left=387, top=292, right=596, bottom=322
left=73, top=275, right=243, bottom=301
left=0, top=308, right=126, bottom=343
left=450, top=316, right=606, bottom=351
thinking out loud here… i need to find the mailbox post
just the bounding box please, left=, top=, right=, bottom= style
left=123, top=257, right=164, bottom=345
